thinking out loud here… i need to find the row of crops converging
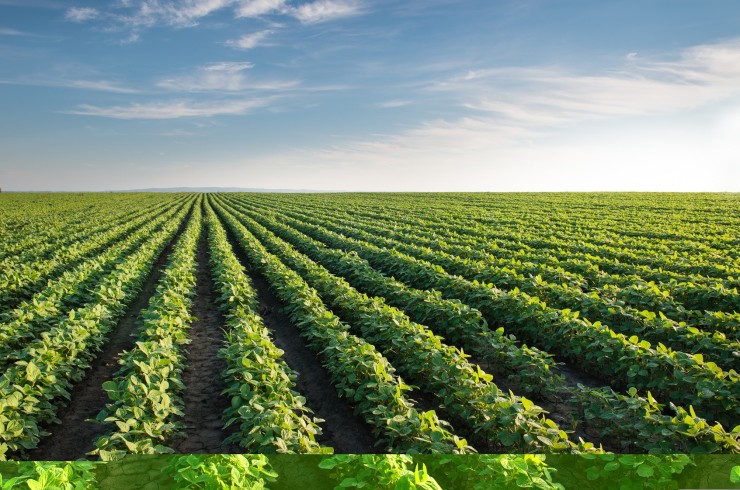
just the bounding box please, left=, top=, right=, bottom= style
left=0, top=191, right=738, bottom=461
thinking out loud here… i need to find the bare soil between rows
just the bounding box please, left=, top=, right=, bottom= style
left=170, top=223, right=237, bottom=454
left=30, top=210, right=192, bottom=461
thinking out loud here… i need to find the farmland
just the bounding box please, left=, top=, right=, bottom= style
left=0, top=192, right=738, bottom=460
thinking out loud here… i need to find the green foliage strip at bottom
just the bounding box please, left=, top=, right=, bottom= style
left=0, top=455, right=738, bottom=490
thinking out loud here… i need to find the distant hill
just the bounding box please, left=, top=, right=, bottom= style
left=120, top=187, right=336, bottom=193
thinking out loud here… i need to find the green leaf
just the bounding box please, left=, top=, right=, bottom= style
left=318, top=458, right=339, bottom=470
left=26, top=480, right=42, bottom=490
left=26, top=362, right=41, bottom=383
left=521, top=398, right=534, bottom=411
left=730, top=466, right=740, bottom=483
left=499, top=431, right=520, bottom=447
left=394, top=477, right=413, bottom=490
left=636, top=464, right=654, bottom=478
left=102, top=381, right=118, bottom=392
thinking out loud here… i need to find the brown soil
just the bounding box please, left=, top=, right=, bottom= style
left=170, top=225, right=237, bottom=454
left=30, top=211, right=192, bottom=461
left=222, top=221, right=378, bottom=453
left=552, top=363, right=604, bottom=390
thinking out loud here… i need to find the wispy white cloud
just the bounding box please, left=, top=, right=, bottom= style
left=225, top=29, right=272, bottom=50
left=157, top=0, right=232, bottom=27
left=425, top=39, right=740, bottom=128
left=113, top=0, right=234, bottom=28
left=120, top=31, right=141, bottom=44
left=65, top=7, right=99, bottom=22
left=66, top=97, right=276, bottom=119
left=289, top=0, right=361, bottom=24
left=0, top=27, right=32, bottom=36
left=0, top=78, right=139, bottom=94
left=204, top=61, right=255, bottom=72
left=319, top=116, right=535, bottom=162
left=65, top=79, right=141, bottom=93
left=77, top=0, right=364, bottom=33
left=235, top=0, right=285, bottom=17
left=377, top=99, right=410, bottom=108
left=298, top=38, right=740, bottom=191
left=156, top=61, right=297, bottom=91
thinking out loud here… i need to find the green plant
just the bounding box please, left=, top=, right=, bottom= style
left=0, top=462, right=96, bottom=490
left=164, top=454, right=277, bottom=490
left=319, top=455, right=442, bottom=490
left=213, top=198, right=471, bottom=453
left=579, top=454, right=692, bottom=490
left=205, top=201, right=329, bottom=453
left=92, top=200, right=203, bottom=459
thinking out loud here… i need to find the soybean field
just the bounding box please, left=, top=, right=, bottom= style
left=0, top=192, right=738, bottom=460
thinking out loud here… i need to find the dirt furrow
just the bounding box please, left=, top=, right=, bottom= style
left=170, top=225, right=236, bottom=454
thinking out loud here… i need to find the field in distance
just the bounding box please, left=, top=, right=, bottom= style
left=0, top=191, right=738, bottom=460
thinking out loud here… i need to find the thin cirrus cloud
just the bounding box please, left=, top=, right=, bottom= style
left=203, top=61, right=256, bottom=72
left=59, top=1, right=236, bottom=30
left=315, top=38, right=740, bottom=167
left=289, top=0, right=362, bottom=24
left=156, top=61, right=298, bottom=91
left=66, top=97, right=277, bottom=119
left=235, top=0, right=286, bottom=18
left=60, top=79, right=141, bottom=94
left=64, top=0, right=363, bottom=29
left=65, top=7, right=99, bottom=22
left=120, top=0, right=235, bottom=28
left=0, top=27, right=33, bottom=36
left=428, top=38, right=740, bottom=129
left=377, top=100, right=411, bottom=109
left=0, top=77, right=140, bottom=94
left=225, top=29, right=272, bottom=50
left=60, top=0, right=364, bottom=48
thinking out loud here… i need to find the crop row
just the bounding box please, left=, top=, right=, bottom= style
left=204, top=203, right=329, bottom=453
left=280, top=206, right=738, bottom=370
left=0, top=196, right=187, bottom=313
left=246, top=194, right=739, bottom=314
left=279, top=193, right=740, bottom=279
left=92, top=199, right=203, bottom=459
left=211, top=197, right=472, bottom=454
left=328, top=204, right=740, bottom=336
left=0, top=199, right=190, bottom=372
left=0, top=197, right=194, bottom=460
left=225, top=201, right=561, bottom=396
left=214, top=196, right=596, bottom=453
left=244, top=193, right=734, bottom=265
left=221, top=199, right=739, bottom=453
left=224, top=196, right=739, bottom=428
left=0, top=194, right=185, bottom=268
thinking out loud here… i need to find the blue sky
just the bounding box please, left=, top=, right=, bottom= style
left=1, top=0, right=739, bottom=191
